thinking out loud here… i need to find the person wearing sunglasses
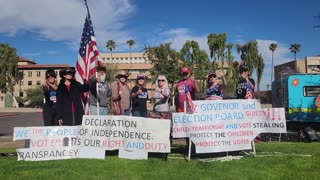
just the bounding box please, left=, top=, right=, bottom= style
left=42, top=68, right=58, bottom=126
left=205, top=71, right=227, bottom=100
left=153, top=75, right=170, bottom=113
left=131, top=74, right=148, bottom=117
left=56, top=67, right=89, bottom=126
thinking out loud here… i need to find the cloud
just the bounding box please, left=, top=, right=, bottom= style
left=256, top=39, right=290, bottom=66
left=149, top=28, right=209, bottom=54
left=21, top=52, right=41, bottom=57
left=0, top=0, right=134, bottom=51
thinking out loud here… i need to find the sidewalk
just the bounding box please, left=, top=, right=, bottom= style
left=0, top=107, right=42, bottom=113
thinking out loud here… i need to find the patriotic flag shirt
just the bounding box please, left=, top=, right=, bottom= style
left=205, top=85, right=223, bottom=100
left=176, top=78, right=196, bottom=110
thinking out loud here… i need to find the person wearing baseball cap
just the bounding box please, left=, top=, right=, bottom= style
left=205, top=70, right=227, bottom=100
left=131, top=74, right=148, bottom=117
left=175, top=66, right=200, bottom=112
left=236, top=65, right=255, bottom=99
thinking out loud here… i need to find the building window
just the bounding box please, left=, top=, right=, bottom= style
left=19, top=92, right=23, bottom=97
left=28, top=81, right=32, bottom=86
left=37, top=71, right=41, bottom=77
left=36, top=81, right=41, bottom=85
left=0, top=96, right=3, bottom=101
left=28, top=71, right=32, bottom=77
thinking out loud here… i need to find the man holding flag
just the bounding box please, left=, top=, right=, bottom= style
left=74, top=0, right=103, bottom=115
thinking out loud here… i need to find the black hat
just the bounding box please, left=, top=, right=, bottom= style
left=239, top=65, right=248, bottom=73
left=45, top=68, right=56, bottom=78
left=60, top=67, right=75, bottom=77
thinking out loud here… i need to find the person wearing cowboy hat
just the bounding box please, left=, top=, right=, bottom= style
left=55, top=67, right=89, bottom=126
left=111, top=70, right=131, bottom=116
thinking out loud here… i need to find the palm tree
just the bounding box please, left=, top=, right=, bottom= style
left=289, top=44, right=301, bottom=60
left=269, top=43, right=278, bottom=84
left=126, top=40, right=135, bottom=68
left=106, top=40, right=116, bottom=63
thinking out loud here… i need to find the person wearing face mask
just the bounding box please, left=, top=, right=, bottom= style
left=88, top=66, right=111, bottom=115
left=42, top=68, right=58, bottom=126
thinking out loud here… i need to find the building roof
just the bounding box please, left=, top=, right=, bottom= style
left=18, top=64, right=71, bottom=69
left=19, top=57, right=36, bottom=64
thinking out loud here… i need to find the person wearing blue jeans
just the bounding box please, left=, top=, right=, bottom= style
left=88, top=66, right=111, bottom=115
left=131, top=74, right=148, bottom=117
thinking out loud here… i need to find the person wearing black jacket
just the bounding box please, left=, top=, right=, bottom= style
left=56, top=67, right=89, bottom=126
left=42, top=68, right=58, bottom=126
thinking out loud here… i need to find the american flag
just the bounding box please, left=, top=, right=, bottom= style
left=185, top=83, right=196, bottom=113
left=245, top=89, right=256, bottom=99
left=75, top=0, right=102, bottom=114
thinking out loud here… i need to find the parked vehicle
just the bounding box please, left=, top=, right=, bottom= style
left=272, top=74, right=320, bottom=122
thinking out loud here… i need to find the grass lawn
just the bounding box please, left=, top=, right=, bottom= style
left=0, top=142, right=319, bottom=180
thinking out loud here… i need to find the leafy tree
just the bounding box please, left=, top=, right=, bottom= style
left=256, top=55, right=265, bottom=99
left=289, top=44, right=301, bottom=60
left=180, top=40, right=210, bottom=93
left=145, top=43, right=181, bottom=94
left=236, top=41, right=264, bottom=98
left=25, top=86, right=44, bottom=108
left=105, top=40, right=118, bottom=81
left=126, top=40, right=135, bottom=60
left=207, top=33, right=227, bottom=70
left=106, top=40, right=116, bottom=63
left=269, top=43, right=278, bottom=84
left=224, top=43, right=237, bottom=95
left=0, top=43, right=19, bottom=98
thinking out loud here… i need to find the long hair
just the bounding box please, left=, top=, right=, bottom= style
left=155, top=75, right=169, bottom=88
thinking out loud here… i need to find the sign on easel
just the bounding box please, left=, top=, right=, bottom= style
left=172, top=99, right=286, bottom=158
left=13, top=115, right=171, bottom=161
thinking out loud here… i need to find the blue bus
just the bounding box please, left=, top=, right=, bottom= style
left=272, top=74, right=320, bottom=122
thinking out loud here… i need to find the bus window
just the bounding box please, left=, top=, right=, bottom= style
left=304, top=86, right=320, bottom=97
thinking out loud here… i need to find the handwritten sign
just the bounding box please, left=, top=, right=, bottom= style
left=172, top=99, right=286, bottom=153
left=13, top=115, right=171, bottom=161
